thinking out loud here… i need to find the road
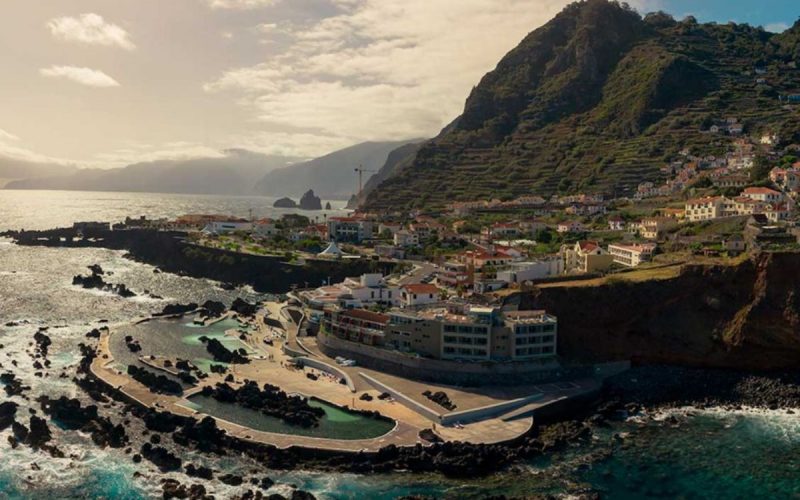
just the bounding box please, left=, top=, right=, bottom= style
left=397, top=260, right=437, bottom=285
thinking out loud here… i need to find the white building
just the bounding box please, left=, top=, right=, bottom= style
left=741, top=187, right=783, bottom=204
left=252, top=218, right=277, bottom=238
left=496, top=257, right=564, bottom=284
left=400, top=284, right=441, bottom=308
left=608, top=243, right=657, bottom=268
left=393, top=230, right=419, bottom=248
left=301, top=273, right=399, bottom=309
left=685, top=197, right=726, bottom=222
left=202, top=219, right=252, bottom=234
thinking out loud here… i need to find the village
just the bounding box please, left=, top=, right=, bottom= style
left=80, top=127, right=800, bottom=425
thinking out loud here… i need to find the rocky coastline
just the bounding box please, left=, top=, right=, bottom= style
left=3, top=227, right=394, bottom=293
left=67, top=327, right=799, bottom=481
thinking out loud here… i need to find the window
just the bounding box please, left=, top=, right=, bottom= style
left=475, top=338, right=487, bottom=345
left=515, top=337, right=527, bottom=345
left=444, top=335, right=457, bottom=343
left=444, top=347, right=455, bottom=354
left=542, top=346, right=553, bottom=354
left=542, top=335, right=554, bottom=343
left=444, top=325, right=457, bottom=333
left=474, top=326, right=488, bottom=334
left=457, top=325, right=473, bottom=334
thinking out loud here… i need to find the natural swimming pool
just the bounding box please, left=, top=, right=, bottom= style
left=184, top=394, right=395, bottom=440
left=110, top=315, right=255, bottom=375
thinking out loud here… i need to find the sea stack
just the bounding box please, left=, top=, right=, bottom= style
left=273, top=197, right=297, bottom=208
left=299, top=189, right=322, bottom=210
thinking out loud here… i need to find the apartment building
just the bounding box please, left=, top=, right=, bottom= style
left=322, top=303, right=558, bottom=363
left=607, top=243, right=657, bottom=267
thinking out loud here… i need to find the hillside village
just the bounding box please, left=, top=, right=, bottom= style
left=99, top=125, right=800, bottom=376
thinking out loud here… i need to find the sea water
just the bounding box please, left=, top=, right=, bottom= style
left=0, top=190, right=797, bottom=499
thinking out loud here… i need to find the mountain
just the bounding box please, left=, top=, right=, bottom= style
left=254, top=140, right=424, bottom=200
left=363, top=0, right=800, bottom=211
left=0, top=156, right=78, bottom=188
left=4, top=149, right=298, bottom=195
left=348, top=142, right=424, bottom=208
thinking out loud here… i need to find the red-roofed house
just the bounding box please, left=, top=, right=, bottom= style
left=741, top=187, right=783, bottom=204
left=400, top=283, right=441, bottom=307
left=562, top=240, right=614, bottom=274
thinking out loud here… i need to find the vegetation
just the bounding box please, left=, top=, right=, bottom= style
left=364, top=0, right=800, bottom=211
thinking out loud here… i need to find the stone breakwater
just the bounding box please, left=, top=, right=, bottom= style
left=4, top=227, right=395, bottom=294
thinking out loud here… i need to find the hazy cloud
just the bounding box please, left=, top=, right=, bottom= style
left=47, top=13, right=135, bottom=50
left=765, top=22, right=790, bottom=33
left=207, top=0, right=281, bottom=9
left=40, top=65, right=120, bottom=88
left=205, top=0, right=570, bottom=154
left=0, top=129, right=20, bottom=142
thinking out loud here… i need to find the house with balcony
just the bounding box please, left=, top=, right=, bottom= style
left=327, top=217, right=374, bottom=243
left=607, top=243, right=657, bottom=268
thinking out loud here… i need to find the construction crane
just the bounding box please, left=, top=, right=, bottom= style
left=354, top=165, right=377, bottom=195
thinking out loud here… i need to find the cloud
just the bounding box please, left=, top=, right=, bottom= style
left=205, top=0, right=571, bottom=155
left=765, top=22, right=790, bottom=33
left=47, top=13, right=135, bottom=50
left=40, top=65, right=120, bottom=88
left=0, top=129, right=20, bottom=142
left=207, top=0, right=281, bottom=9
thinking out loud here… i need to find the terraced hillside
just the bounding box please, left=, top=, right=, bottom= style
left=363, top=1, right=800, bottom=211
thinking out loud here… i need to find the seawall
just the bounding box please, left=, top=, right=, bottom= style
left=6, top=227, right=395, bottom=294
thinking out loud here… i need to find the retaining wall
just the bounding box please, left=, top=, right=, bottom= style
left=319, top=332, right=583, bottom=386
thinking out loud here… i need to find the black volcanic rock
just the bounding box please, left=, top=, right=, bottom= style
left=273, top=197, right=297, bottom=208
left=231, top=297, right=258, bottom=316
left=157, top=303, right=199, bottom=317
left=2, top=372, right=27, bottom=397
left=198, top=337, right=249, bottom=364
left=39, top=396, right=128, bottom=448
left=73, top=266, right=137, bottom=298
left=127, top=365, right=183, bottom=395
left=141, top=443, right=182, bottom=471
left=0, top=402, right=17, bottom=431
left=299, top=189, right=322, bottom=210
left=201, top=381, right=324, bottom=428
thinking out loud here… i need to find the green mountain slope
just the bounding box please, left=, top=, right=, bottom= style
left=364, top=1, right=800, bottom=211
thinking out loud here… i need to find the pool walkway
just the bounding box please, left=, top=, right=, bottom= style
left=89, top=301, right=595, bottom=453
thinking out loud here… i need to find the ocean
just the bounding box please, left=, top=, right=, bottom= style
left=0, top=190, right=798, bottom=499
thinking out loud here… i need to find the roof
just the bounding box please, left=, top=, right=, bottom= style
left=318, top=241, right=343, bottom=256
left=341, top=309, right=390, bottom=324
left=401, top=283, right=440, bottom=295
left=578, top=240, right=600, bottom=253
left=742, top=187, right=782, bottom=195
left=608, top=243, right=657, bottom=253
left=686, top=196, right=723, bottom=205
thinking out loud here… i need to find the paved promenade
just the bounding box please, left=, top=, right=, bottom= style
left=88, top=302, right=581, bottom=453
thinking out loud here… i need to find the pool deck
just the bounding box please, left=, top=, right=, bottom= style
left=89, top=301, right=597, bottom=453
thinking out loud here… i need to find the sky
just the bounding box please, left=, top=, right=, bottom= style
left=0, top=0, right=797, bottom=170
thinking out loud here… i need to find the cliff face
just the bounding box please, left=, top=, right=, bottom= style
left=508, top=253, right=800, bottom=371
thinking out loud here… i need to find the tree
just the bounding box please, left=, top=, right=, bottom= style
left=751, top=155, right=772, bottom=181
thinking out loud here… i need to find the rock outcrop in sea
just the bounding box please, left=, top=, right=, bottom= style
left=272, top=197, right=297, bottom=208
left=299, top=189, right=322, bottom=210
